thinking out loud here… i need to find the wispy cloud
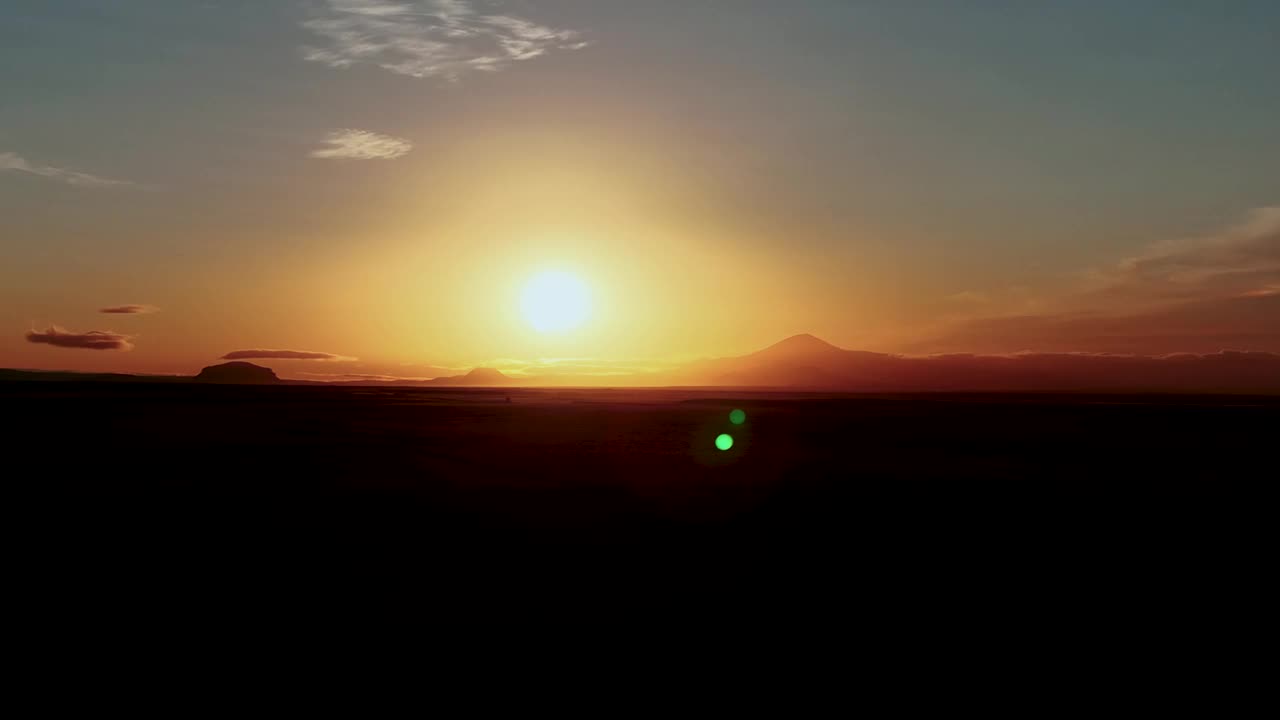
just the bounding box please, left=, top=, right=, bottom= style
left=483, top=357, right=676, bottom=378
left=287, top=362, right=466, bottom=381
left=221, top=349, right=356, bottom=361
left=920, top=207, right=1280, bottom=355
left=297, top=372, right=435, bottom=382
left=310, top=128, right=413, bottom=160
left=1240, top=284, right=1280, bottom=298
left=26, top=326, right=134, bottom=351
left=99, top=304, right=159, bottom=315
left=301, top=0, right=587, bottom=81
left=0, top=151, right=134, bottom=188
left=1083, top=206, right=1280, bottom=307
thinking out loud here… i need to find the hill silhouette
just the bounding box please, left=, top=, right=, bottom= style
left=5, top=335, right=1279, bottom=392
left=676, top=334, right=1280, bottom=393
left=755, top=333, right=844, bottom=358
left=680, top=333, right=889, bottom=387
left=194, top=361, right=279, bottom=384
left=428, top=367, right=512, bottom=386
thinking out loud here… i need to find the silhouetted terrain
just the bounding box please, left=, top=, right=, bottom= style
left=8, top=381, right=1269, bottom=630
left=9, top=333, right=1278, bottom=391
left=194, top=361, right=280, bottom=384
left=0, top=368, right=185, bottom=383
left=427, top=367, right=513, bottom=385
left=672, top=333, right=1280, bottom=392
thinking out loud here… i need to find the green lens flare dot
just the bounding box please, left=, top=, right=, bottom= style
left=715, top=433, right=734, bottom=451
left=729, top=409, right=746, bottom=425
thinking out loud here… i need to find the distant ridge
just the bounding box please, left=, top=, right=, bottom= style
left=5, top=335, right=1280, bottom=392
left=0, top=368, right=182, bottom=384
left=676, top=335, right=1280, bottom=393
left=0, top=364, right=510, bottom=387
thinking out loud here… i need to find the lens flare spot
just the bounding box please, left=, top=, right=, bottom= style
left=729, top=409, right=746, bottom=425
left=715, top=433, right=734, bottom=451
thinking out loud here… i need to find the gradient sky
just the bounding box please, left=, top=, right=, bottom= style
left=3, top=1, right=1278, bottom=380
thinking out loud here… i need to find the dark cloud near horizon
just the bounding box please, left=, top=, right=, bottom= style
left=99, top=304, right=158, bottom=314
left=222, top=349, right=353, bottom=361
left=26, top=326, right=133, bottom=351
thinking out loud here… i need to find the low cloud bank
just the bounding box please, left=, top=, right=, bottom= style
left=100, top=304, right=158, bottom=314
left=221, top=349, right=354, bottom=361
left=25, top=326, right=133, bottom=351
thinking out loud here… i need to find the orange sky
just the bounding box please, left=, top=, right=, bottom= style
left=3, top=2, right=1278, bottom=381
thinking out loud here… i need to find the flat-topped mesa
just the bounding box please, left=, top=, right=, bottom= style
left=194, top=361, right=280, bottom=384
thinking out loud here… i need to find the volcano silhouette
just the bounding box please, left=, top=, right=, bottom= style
left=429, top=367, right=512, bottom=386
left=673, top=334, right=1280, bottom=392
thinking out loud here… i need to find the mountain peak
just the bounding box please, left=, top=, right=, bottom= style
left=465, top=367, right=507, bottom=381
left=429, top=367, right=512, bottom=386
left=758, top=333, right=843, bottom=356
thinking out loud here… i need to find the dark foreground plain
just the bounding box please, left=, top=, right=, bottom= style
left=8, top=382, right=1272, bottom=632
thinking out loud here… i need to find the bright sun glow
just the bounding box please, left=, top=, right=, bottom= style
left=521, top=270, right=591, bottom=333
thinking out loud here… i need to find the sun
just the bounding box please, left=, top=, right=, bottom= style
left=521, top=270, right=591, bottom=333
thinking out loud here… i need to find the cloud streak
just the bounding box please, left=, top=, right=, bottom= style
left=311, top=129, right=413, bottom=160
left=221, top=349, right=356, bottom=361
left=1084, top=206, right=1280, bottom=306
left=485, top=357, right=677, bottom=378
left=922, top=207, right=1280, bottom=354
left=0, top=151, right=134, bottom=188
left=298, top=372, right=436, bottom=382
left=26, top=327, right=133, bottom=351
left=99, top=304, right=159, bottom=314
left=301, top=0, right=587, bottom=81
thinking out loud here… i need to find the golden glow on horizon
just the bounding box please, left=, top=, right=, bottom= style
left=1, top=130, right=893, bottom=377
